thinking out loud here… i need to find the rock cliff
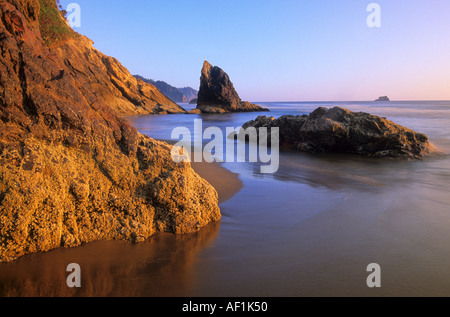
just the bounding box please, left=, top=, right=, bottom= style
left=0, top=0, right=220, bottom=262
left=196, top=61, right=269, bottom=113
left=243, top=107, right=433, bottom=159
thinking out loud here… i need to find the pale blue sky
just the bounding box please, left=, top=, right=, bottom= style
left=60, top=0, right=450, bottom=101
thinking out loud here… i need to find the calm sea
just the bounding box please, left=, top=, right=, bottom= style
left=1, top=101, right=450, bottom=297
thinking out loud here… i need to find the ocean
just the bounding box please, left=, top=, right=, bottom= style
left=1, top=101, right=450, bottom=296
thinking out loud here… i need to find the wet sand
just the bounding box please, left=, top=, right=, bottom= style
left=166, top=141, right=244, bottom=204
left=191, top=160, right=243, bottom=204
left=117, top=101, right=450, bottom=297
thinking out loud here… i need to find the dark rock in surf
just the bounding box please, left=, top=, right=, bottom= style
left=242, top=107, right=433, bottom=160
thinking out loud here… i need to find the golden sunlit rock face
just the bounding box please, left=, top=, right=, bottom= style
left=0, top=0, right=220, bottom=263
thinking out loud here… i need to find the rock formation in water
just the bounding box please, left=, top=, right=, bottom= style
left=196, top=61, right=269, bottom=113
left=242, top=107, right=432, bottom=159
left=375, top=96, right=390, bottom=101
left=0, top=0, right=220, bottom=263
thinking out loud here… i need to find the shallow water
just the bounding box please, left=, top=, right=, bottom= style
left=2, top=101, right=450, bottom=297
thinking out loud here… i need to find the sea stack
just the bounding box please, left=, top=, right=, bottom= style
left=242, top=107, right=433, bottom=160
left=196, top=61, right=269, bottom=113
left=0, top=0, right=220, bottom=262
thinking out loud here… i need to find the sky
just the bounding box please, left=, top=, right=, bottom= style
left=59, top=0, right=450, bottom=102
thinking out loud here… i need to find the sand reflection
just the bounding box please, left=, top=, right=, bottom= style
left=0, top=222, right=220, bottom=297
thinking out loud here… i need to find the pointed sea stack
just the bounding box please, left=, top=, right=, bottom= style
left=196, top=61, right=269, bottom=113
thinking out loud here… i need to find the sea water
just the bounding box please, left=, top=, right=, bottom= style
left=1, top=101, right=450, bottom=296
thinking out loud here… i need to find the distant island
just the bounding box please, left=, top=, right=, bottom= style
left=375, top=96, right=390, bottom=101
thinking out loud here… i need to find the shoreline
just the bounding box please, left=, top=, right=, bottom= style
left=191, top=160, right=243, bottom=204
left=159, top=139, right=244, bottom=204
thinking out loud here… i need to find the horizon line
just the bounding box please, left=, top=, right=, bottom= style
left=246, top=99, right=450, bottom=103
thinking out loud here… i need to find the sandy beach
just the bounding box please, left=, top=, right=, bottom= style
left=164, top=141, right=244, bottom=204
left=191, top=160, right=243, bottom=204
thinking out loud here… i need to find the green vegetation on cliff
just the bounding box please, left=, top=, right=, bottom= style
left=38, top=0, right=74, bottom=46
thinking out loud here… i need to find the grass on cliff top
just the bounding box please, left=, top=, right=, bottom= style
left=39, top=0, right=74, bottom=47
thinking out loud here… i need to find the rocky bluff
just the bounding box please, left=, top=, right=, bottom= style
left=0, top=0, right=220, bottom=262
left=196, top=61, right=269, bottom=114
